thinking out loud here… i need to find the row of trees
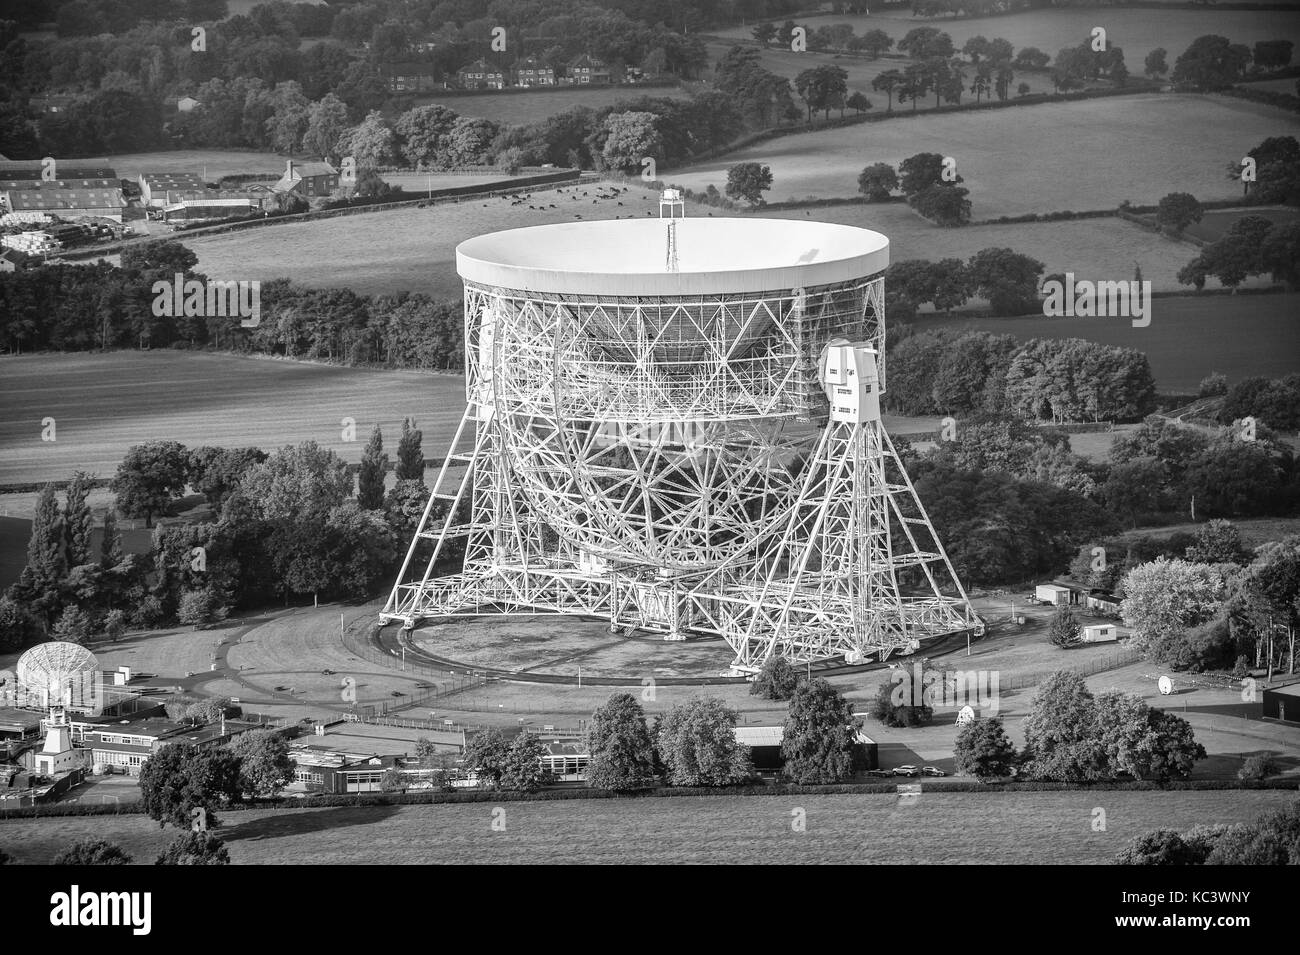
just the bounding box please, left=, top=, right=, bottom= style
left=887, top=328, right=1156, bottom=422
left=953, top=670, right=1204, bottom=782
left=1117, top=799, right=1300, bottom=865
left=2, top=423, right=434, bottom=648
left=0, top=241, right=464, bottom=366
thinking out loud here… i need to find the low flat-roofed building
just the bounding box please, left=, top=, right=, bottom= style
left=139, top=171, right=207, bottom=207
left=0, top=161, right=116, bottom=180
left=0, top=707, right=43, bottom=739
left=1, top=186, right=125, bottom=221
left=1263, top=681, right=1300, bottom=725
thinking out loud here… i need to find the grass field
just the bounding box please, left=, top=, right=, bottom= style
left=427, top=85, right=692, bottom=125
left=914, top=292, right=1300, bottom=392
left=71, top=149, right=291, bottom=182
left=183, top=182, right=669, bottom=298
left=714, top=8, right=1300, bottom=74
left=1, top=790, right=1293, bottom=864
left=0, top=352, right=465, bottom=487
left=1184, top=205, right=1300, bottom=243
left=668, top=94, right=1298, bottom=214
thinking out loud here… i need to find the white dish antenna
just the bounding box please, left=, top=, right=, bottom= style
left=16, top=642, right=99, bottom=709
left=1157, top=675, right=1173, bottom=695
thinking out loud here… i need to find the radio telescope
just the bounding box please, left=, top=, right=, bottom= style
left=382, top=202, right=980, bottom=671
left=16, top=641, right=99, bottom=711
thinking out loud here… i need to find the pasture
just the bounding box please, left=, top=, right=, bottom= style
left=1, top=790, right=1293, bottom=864
left=666, top=93, right=1299, bottom=214
left=72, top=148, right=290, bottom=182
left=183, top=182, right=669, bottom=299
left=1183, top=205, right=1300, bottom=243
left=714, top=7, right=1300, bottom=74
left=0, top=352, right=465, bottom=487
left=430, top=84, right=692, bottom=125
left=914, top=292, right=1300, bottom=392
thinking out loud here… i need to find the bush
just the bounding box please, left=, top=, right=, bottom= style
left=1238, top=754, right=1277, bottom=780
left=1114, top=828, right=1200, bottom=865
left=51, top=837, right=132, bottom=865
left=750, top=656, right=801, bottom=700
left=156, top=831, right=230, bottom=865
left=1232, top=655, right=1251, bottom=678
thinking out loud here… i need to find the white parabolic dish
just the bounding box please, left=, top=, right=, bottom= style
left=456, top=217, right=890, bottom=296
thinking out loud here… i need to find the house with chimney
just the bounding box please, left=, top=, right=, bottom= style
left=564, top=53, right=612, bottom=85
left=272, top=159, right=339, bottom=198
left=514, top=55, right=555, bottom=87
left=457, top=58, right=509, bottom=89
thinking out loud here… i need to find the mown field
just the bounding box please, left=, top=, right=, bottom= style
left=0, top=352, right=465, bottom=487
left=1, top=790, right=1293, bottom=864
left=915, top=292, right=1300, bottom=393
left=714, top=7, right=1300, bottom=73
left=667, top=94, right=1297, bottom=213
left=72, top=148, right=291, bottom=181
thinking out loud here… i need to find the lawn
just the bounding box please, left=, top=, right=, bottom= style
left=182, top=182, right=675, bottom=298
left=913, top=292, right=1300, bottom=392
left=0, top=352, right=465, bottom=487
left=1, top=790, right=1292, bottom=864
left=666, top=93, right=1296, bottom=214
left=713, top=7, right=1300, bottom=74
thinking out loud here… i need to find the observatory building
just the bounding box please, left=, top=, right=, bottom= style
left=382, top=194, right=980, bottom=670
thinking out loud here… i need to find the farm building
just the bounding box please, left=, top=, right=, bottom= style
left=1035, top=584, right=1073, bottom=607
left=1262, top=682, right=1300, bottom=725
left=1086, top=591, right=1122, bottom=615
left=0, top=161, right=116, bottom=180
left=0, top=176, right=117, bottom=192
left=0, top=248, right=34, bottom=271
left=139, top=171, right=207, bottom=207
left=273, top=159, right=338, bottom=198
left=1081, top=624, right=1119, bottom=643
left=162, top=196, right=261, bottom=222
left=0, top=186, right=125, bottom=222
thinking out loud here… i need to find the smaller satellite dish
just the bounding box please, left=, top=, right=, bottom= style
left=956, top=705, right=976, bottom=726
left=1158, top=675, right=1173, bottom=695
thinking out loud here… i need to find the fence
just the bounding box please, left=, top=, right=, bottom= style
left=998, top=647, right=1143, bottom=692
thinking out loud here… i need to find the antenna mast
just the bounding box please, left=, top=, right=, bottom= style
left=659, top=188, right=684, bottom=272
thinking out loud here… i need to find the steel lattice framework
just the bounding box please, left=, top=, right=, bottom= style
left=382, top=215, right=980, bottom=670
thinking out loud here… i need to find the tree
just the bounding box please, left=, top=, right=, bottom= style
left=1144, top=47, right=1168, bottom=78
left=303, top=92, right=349, bottom=159
left=1048, top=605, right=1081, bottom=648
left=750, top=656, right=800, bottom=700
left=52, top=605, right=95, bottom=644
left=111, top=441, right=190, bottom=527
left=139, top=744, right=242, bottom=829
left=227, top=729, right=294, bottom=798
left=1199, top=372, right=1229, bottom=398
left=358, top=424, right=388, bottom=510
left=52, top=838, right=132, bottom=865
left=910, top=183, right=971, bottom=226
left=1020, top=670, right=1104, bottom=781
left=156, top=832, right=230, bottom=865
left=500, top=732, right=549, bottom=792
left=1262, top=222, right=1300, bottom=290
left=655, top=698, right=752, bottom=787
left=793, top=65, right=848, bottom=120
left=898, top=26, right=953, bottom=60
left=965, top=248, right=1045, bottom=315
left=858, top=28, right=893, bottom=59
left=99, top=510, right=123, bottom=569
left=240, top=441, right=351, bottom=522
left=463, top=727, right=510, bottom=789
left=395, top=104, right=461, bottom=168
left=724, top=162, right=773, bottom=206
left=1114, top=829, right=1204, bottom=865
left=103, top=608, right=127, bottom=642
left=585, top=693, right=657, bottom=791
left=751, top=22, right=777, bottom=47
left=1014, top=47, right=1050, bottom=70
left=868, top=677, right=933, bottom=728
left=1095, top=690, right=1205, bottom=781
left=63, top=471, right=94, bottom=568
left=395, top=418, right=424, bottom=482
left=898, top=152, right=955, bottom=197
left=598, top=110, right=662, bottom=174
left=1155, top=192, right=1203, bottom=235
left=1186, top=520, right=1253, bottom=565
left=339, top=109, right=395, bottom=168
left=781, top=678, right=858, bottom=783
left=857, top=162, right=897, bottom=202
left=11, top=484, right=65, bottom=626
left=953, top=716, right=1017, bottom=780
left=1120, top=558, right=1231, bottom=658
left=1171, top=35, right=1251, bottom=91
left=177, top=588, right=226, bottom=628
left=871, top=69, right=903, bottom=111
left=1254, top=39, right=1293, bottom=71
left=845, top=91, right=871, bottom=114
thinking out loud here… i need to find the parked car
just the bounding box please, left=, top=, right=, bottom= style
left=864, top=769, right=891, bottom=778
left=921, top=766, right=947, bottom=777
left=892, top=765, right=920, bottom=777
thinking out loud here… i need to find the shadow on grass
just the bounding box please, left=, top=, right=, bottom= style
left=222, top=804, right=404, bottom=843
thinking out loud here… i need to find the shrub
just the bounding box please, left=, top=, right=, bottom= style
left=1238, top=754, right=1277, bottom=780
left=750, top=656, right=801, bottom=700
